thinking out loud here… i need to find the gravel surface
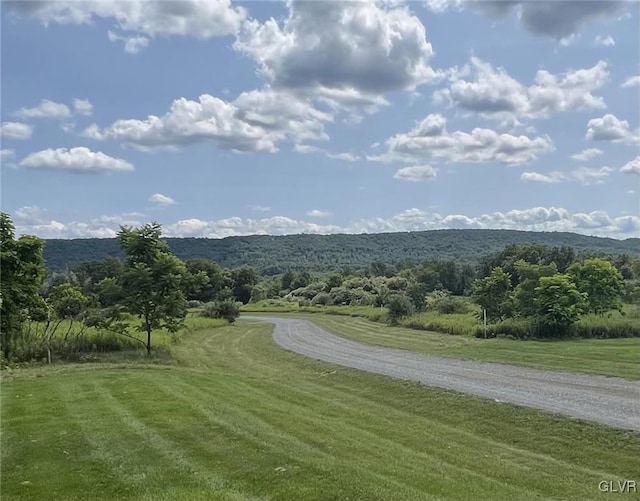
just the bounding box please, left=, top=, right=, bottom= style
left=245, top=316, right=640, bottom=432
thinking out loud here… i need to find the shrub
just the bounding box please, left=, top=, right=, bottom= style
left=311, top=292, right=332, bottom=306
left=386, top=294, right=415, bottom=325
left=201, top=300, right=240, bottom=323
left=434, top=296, right=469, bottom=315
left=186, top=300, right=203, bottom=309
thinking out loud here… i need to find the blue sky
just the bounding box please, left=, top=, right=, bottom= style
left=1, top=0, right=639, bottom=239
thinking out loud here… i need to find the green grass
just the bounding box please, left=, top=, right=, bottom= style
left=2, top=320, right=639, bottom=500
left=275, top=314, right=640, bottom=379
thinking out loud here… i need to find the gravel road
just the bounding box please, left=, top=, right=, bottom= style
left=245, top=316, right=640, bottom=432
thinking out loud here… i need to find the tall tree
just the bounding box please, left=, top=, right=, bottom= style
left=117, top=223, right=187, bottom=355
left=513, top=260, right=557, bottom=317
left=0, top=213, right=46, bottom=360
left=471, top=267, right=513, bottom=321
left=568, top=258, right=625, bottom=315
left=533, top=274, right=586, bottom=335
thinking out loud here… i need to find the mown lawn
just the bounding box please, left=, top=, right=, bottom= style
left=2, top=320, right=639, bottom=500
left=281, top=314, right=640, bottom=380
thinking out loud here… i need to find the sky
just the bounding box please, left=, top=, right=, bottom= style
left=1, top=0, right=639, bottom=240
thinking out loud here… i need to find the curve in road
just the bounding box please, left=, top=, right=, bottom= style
left=244, top=316, right=640, bottom=432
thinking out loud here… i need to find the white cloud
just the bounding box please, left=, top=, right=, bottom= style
left=13, top=206, right=640, bottom=240
left=571, top=166, right=614, bottom=185
left=594, top=35, right=615, bottom=46
left=376, top=113, right=553, bottom=165
left=394, top=165, right=437, bottom=182
left=306, top=209, right=331, bottom=218
left=13, top=99, right=71, bottom=120
left=434, top=59, right=609, bottom=122
left=621, top=76, right=640, bottom=88
left=86, top=90, right=332, bottom=152
left=571, top=148, right=603, bottom=162
left=249, top=205, right=271, bottom=212
left=19, top=147, right=134, bottom=173
left=72, top=98, right=93, bottom=116
left=10, top=0, right=246, bottom=49
left=1, top=122, right=33, bottom=140
left=234, top=0, right=441, bottom=112
left=586, top=114, right=640, bottom=144
left=107, top=30, right=150, bottom=54
left=1, top=149, right=15, bottom=161
left=620, top=156, right=640, bottom=175
left=521, top=171, right=565, bottom=184
left=429, top=1, right=627, bottom=42
left=148, top=193, right=175, bottom=207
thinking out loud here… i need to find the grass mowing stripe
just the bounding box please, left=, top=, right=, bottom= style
left=91, top=379, right=245, bottom=501
left=159, top=368, right=539, bottom=500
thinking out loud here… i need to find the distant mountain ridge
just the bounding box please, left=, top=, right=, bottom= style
left=43, top=229, right=640, bottom=274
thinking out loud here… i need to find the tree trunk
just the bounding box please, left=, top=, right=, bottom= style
left=145, top=322, right=152, bottom=356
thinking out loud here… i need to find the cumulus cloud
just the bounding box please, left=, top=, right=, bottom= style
left=72, top=98, right=93, bottom=116
left=586, top=114, right=640, bottom=144
left=9, top=0, right=246, bottom=51
left=620, top=156, right=640, bottom=175
left=13, top=206, right=640, bottom=240
left=306, top=209, right=331, bottom=218
left=376, top=113, right=553, bottom=165
left=621, top=76, right=640, bottom=88
left=85, top=89, right=332, bottom=152
left=149, top=193, right=175, bottom=207
left=428, top=1, right=627, bottom=41
left=234, top=0, right=441, bottom=112
left=13, top=99, right=71, bottom=120
left=594, top=35, right=615, bottom=47
left=19, top=147, right=134, bottom=173
left=571, top=148, right=603, bottom=162
left=521, top=171, right=565, bottom=184
left=1, top=122, right=33, bottom=140
left=394, top=165, right=437, bottom=182
left=434, top=59, right=609, bottom=122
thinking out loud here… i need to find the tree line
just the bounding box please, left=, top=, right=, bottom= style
left=2, top=213, right=639, bottom=362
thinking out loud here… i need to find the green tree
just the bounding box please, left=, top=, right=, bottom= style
left=0, top=213, right=46, bottom=359
left=533, top=274, right=586, bottom=335
left=231, top=265, right=259, bottom=304
left=117, top=223, right=187, bottom=355
left=513, top=260, right=557, bottom=317
left=568, top=258, right=625, bottom=315
left=471, top=267, right=513, bottom=321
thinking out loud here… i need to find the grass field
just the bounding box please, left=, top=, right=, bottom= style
left=2, top=319, right=639, bottom=500
left=281, top=314, right=640, bottom=379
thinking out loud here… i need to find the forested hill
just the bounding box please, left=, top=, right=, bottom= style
left=42, top=229, right=640, bottom=274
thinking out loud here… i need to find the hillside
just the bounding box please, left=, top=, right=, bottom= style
left=42, top=229, right=640, bottom=274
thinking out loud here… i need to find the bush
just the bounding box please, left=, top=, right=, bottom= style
left=201, top=300, right=240, bottom=323
left=434, top=296, right=469, bottom=315
left=386, top=294, right=415, bottom=325
left=311, top=292, right=332, bottom=306
left=186, top=300, right=203, bottom=309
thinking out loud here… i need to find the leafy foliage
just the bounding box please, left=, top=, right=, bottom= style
left=1, top=213, right=46, bottom=359
left=568, top=258, right=625, bottom=315
left=471, top=267, right=513, bottom=321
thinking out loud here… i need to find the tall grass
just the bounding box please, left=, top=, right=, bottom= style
left=6, top=316, right=228, bottom=363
